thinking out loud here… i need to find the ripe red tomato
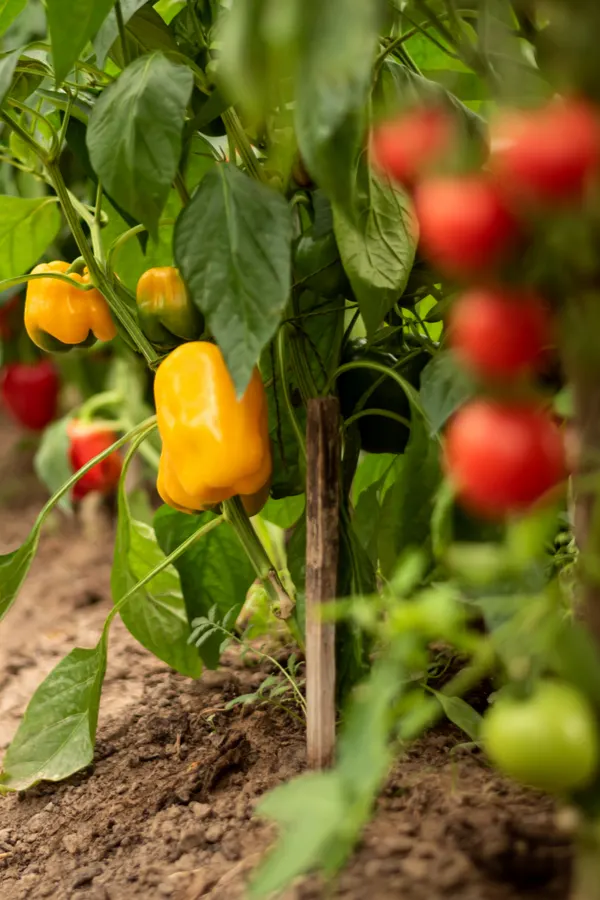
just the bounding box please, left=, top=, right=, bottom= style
left=68, top=420, right=122, bottom=500
left=450, top=287, right=552, bottom=380
left=445, top=400, right=566, bottom=517
left=1, top=360, right=59, bottom=431
left=371, top=107, right=453, bottom=186
left=482, top=681, right=599, bottom=793
left=491, top=99, right=600, bottom=204
left=414, top=175, right=517, bottom=278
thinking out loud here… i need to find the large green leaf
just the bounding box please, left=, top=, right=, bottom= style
left=333, top=161, right=417, bottom=335
left=154, top=506, right=256, bottom=668
left=295, top=0, right=382, bottom=210
left=0, top=195, right=61, bottom=280
left=0, top=0, right=26, bottom=37
left=378, top=415, right=442, bottom=577
left=87, top=53, right=193, bottom=239
left=419, top=351, right=475, bottom=436
left=0, top=637, right=107, bottom=792
left=46, top=0, right=117, bottom=84
left=174, top=164, right=293, bottom=396
left=111, top=473, right=202, bottom=678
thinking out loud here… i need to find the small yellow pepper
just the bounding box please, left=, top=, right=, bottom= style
left=155, top=341, right=272, bottom=515
left=136, top=266, right=203, bottom=349
left=25, top=261, right=117, bottom=352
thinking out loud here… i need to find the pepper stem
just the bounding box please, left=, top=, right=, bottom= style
left=223, top=496, right=298, bottom=628
left=45, top=161, right=160, bottom=368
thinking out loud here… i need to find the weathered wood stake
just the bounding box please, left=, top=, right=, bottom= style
left=305, top=397, right=340, bottom=769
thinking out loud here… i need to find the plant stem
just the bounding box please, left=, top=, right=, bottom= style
left=222, top=108, right=267, bottom=183
left=46, top=161, right=160, bottom=367
left=0, top=110, right=47, bottom=162
left=91, top=181, right=105, bottom=263
left=277, top=327, right=307, bottom=462
left=115, top=1, right=130, bottom=67
left=223, top=497, right=297, bottom=625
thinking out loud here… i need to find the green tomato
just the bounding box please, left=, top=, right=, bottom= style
left=482, top=681, right=599, bottom=793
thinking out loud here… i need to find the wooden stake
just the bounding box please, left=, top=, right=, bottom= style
left=305, top=397, right=339, bottom=769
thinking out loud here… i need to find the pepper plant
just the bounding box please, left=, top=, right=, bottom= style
left=2, top=1, right=600, bottom=899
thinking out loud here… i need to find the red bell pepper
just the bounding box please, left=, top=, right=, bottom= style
left=68, top=420, right=122, bottom=500
left=1, top=360, right=59, bottom=431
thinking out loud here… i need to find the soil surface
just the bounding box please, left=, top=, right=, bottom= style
left=0, top=414, right=573, bottom=900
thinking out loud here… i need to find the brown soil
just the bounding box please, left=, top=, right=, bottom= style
left=0, top=414, right=572, bottom=900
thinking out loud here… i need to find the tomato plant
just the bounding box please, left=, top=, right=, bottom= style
left=0, top=2, right=600, bottom=899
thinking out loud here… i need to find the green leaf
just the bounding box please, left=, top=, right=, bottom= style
left=174, top=164, right=293, bottom=396
left=93, top=0, right=148, bottom=67
left=0, top=195, right=61, bottom=281
left=261, top=495, right=305, bottom=529
left=87, top=52, right=193, bottom=239
left=111, top=476, right=202, bottom=679
left=251, top=773, right=346, bottom=897
left=0, top=49, right=20, bottom=106
left=333, top=163, right=417, bottom=335
left=34, top=416, right=73, bottom=514
left=0, top=0, right=27, bottom=37
left=295, top=0, right=382, bottom=211
left=0, top=636, right=107, bottom=791
left=0, top=527, right=42, bottom=623
left=351, top=453, right=397, bottom=505
left=154, top=506, right=255, bottom=668
left=251, top=655, right=402, bottom=897
left=428, top=688, right=483, bottom=742
left=378, top=415, right=442, bottom=578
left=46, top=0, right=118, bottom=84
left=419, top=351, right=475, bottom=436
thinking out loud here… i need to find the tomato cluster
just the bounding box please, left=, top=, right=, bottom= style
left=371, top=98, right=600, bottom=518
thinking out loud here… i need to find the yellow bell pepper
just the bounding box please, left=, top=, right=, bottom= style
left=136, top=266, right=203, bottom=349
left=154, top=341, right=272, bottom=515
left=25, top=261, right=117, bottom=352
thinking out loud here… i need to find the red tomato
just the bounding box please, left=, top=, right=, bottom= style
left=445, top=400, right=566, bottom=517
left=414, top=175, right=518, bottom=278
left=491, top=99, right=600, bottom=204
left=1, top=360, right=59, bottom=431
left=450, top=287, right=552, bottom=380
left=370, top=107, right=453, bottom=186
left=68, top=420, right=122, bottom=500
